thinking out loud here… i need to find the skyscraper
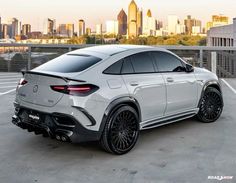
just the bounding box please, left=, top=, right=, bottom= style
left=58, top=24, right=67, bottom=36
left=128, top=0, right=138, bottom=37
left=2, top=24, right=8, bottom=39
left=117, top=9, right=127, bottom=35
left=78, top=19, right=85, bottom=37
left=8, top=18, right=20, bottom=38
left=184, top=15, right=202, bottom=35
left=137, top=9, right=143, bottom=35
left=143, top=9, right=156, bottom=36
left=22, top=24, right=31, bottom=36
left=66, top=24, right=74, bottom=38
left=43, top=18, right=56, bottom=35
left=168, top=15, right=178, bottom=35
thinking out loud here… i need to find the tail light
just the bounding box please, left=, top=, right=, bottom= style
left=18, top=78, right=28, bottom=86
left=50, top=84, right=99, bottom=96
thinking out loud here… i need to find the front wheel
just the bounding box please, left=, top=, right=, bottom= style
left=100, top=105, right=140, bottom=155
left=197, top=87, right=223, bottom=123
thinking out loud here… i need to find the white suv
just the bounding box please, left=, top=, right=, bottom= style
left=12, top=45, right=223, bottom=154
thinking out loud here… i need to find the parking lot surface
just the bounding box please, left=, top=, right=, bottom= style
left=0, top=72, right=235, bottom=183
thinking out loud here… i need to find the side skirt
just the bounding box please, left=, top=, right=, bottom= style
left=140, top=109, right=199, bottom=130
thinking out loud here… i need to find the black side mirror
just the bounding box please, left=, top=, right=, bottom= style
left=185, top=64, right=194, bottom=73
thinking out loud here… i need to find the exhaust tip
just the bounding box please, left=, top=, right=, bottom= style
left=55, top=135, right=61, bottom=141
left=61, top=135, right=68, bottom=142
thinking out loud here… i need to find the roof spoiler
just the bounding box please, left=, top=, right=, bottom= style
left=21, top=70, right=85, bottom=83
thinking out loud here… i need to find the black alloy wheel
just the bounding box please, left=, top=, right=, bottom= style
left=100, top=105, right=139, bottom=155
left=197, top=87, right=223, bottom=123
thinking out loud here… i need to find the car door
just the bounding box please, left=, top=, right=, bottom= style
left=121, top=52, right=166, bottom=122
left=152, top=51, right=198, bottom=116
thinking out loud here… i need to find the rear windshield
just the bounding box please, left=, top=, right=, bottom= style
left=34, top=54, right=102, bottom=73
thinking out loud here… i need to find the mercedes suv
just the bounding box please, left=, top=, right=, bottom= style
left=12, top=45, right=223, bottom=154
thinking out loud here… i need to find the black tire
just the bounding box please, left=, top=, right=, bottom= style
left=100, top=105, right=140, bottom=155
left=197, top=87, right=223, bottom=123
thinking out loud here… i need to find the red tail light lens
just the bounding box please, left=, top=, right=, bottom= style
left=50, top=84, right=98, bottom=96
left=18, top=78, right=28, bottom=86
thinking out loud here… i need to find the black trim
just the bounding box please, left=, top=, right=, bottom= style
left=99, top=96, right=141, bottom=134
left=72, top=106, right=96, bottom=127
left=23, top=71, right=86, bottom=83
left=198, top=80, right=223, bottom=108
left=12, top=106, right=100, bottom=143
left=142, top=113, right=196, bottom=129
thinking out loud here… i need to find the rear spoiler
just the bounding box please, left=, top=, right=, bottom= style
left=21, top=70, right=85, bottom=83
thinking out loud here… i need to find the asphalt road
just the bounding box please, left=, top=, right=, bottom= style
left=0, top=73, right=235, bottom=183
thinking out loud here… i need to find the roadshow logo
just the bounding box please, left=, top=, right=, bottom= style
left=208, top=176, right=233, bottom=181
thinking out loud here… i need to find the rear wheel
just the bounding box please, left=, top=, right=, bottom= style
left=197, top=87, right=223, bottom=123
left=100, top=105, right=139, bottom=155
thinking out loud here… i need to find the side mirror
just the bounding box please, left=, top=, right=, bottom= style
left=185, top=64, right=194, bottom=73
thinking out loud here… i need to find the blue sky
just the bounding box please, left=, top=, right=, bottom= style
left=0, top=0, right=235, bottom=31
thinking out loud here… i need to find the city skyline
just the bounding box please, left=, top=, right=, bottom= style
left=0, top=0, right=235, bottom=31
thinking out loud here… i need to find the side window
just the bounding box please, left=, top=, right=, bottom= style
left=152, top=51, right=185, bottom=72
left=131, top=52, right=155, bottom=73
left=103, top=60, right=123, bottom=74
left=121, top=57, right=135, bottom=74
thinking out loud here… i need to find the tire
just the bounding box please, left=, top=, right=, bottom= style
left=100, top=105, right=140, bottom=155
left=197, top=87, right=223, bottom=123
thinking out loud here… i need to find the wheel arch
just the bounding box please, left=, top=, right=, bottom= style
left=198, top=80, right=223, bottom=107
left=98, top=96, right=141, bottom=138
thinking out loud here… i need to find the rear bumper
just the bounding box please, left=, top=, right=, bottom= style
left=12, top=104, right=101, bottom=143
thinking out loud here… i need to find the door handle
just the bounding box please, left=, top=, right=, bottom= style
left=130, top=81, right=139, bottom=86
left=166, top=77, right=174, bottom=83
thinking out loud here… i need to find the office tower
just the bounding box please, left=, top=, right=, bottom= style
left=117, top=9, right=127, bottom=35
left=58, top=24, right=67, bottom=36
left=143, top=10, right=156, bottom=36
left=44, top=18, right=56, bottom=35
left=78, top=19, right=85, bottom=37
left=66, top=24, right=74, bottom=38
left=96, top=24, right=102, bottom=35
left=86, top=28, right=91, bottom=35
left=168, top=15, right=178, bottom=35
left=22, top=24, right=31, bottom=36
left=206, top=15, right=229, bottom=31
left=8, top=18, right=19, bottom=38
left=137, top=9, right=143, bottom=35
left=128, top=0, right=138, bottom=37
left=106, top=20, right=119, bottom=35
left=184, top=15, right=202, bottom=35
left=2, top=24, right=8, bottom=39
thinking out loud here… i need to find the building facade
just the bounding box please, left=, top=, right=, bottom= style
left=128, top=0, right=138, bottom=37
left=207, top=15, right=229, bottom=31
left=117, top=9, right=127, bottom=36
left=22, top=24, right=31, bottom=36
left=44, top=18, right=56, bottom=36
left=207, top=18, right=236, bottom=47
left=184, top=15, right=202, bottom=35
left=78, top=20, right=85, bottom=37
left=207, top=18, right=236, bottom=78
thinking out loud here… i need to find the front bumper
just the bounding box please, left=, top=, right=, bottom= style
left=12, top=105, right=101, bottom=143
